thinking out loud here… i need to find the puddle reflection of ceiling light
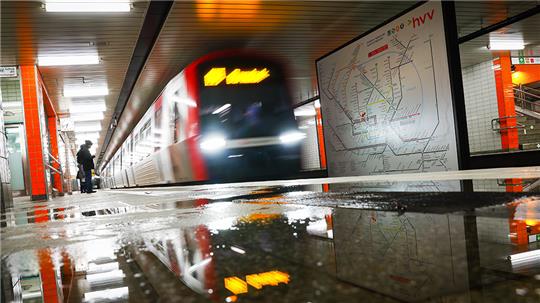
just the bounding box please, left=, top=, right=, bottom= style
left=87, top=262, right=119, bottom=274
left=45, top=1, right=131, bottom=13
left=38, top=55, right=99, bottom=66
left=64, top=86, right=109, bottom=97
left=84, top=287, right=128, bottom=301
left=508, top=249, right=540, bottom=265
left=86, top=269, right=124, bottom=284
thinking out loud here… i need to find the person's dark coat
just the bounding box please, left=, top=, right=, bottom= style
left=77, top=145, right=95, bottom=171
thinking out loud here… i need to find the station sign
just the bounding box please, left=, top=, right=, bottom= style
left=0, top=66, right=18, bottom=78
left=529, top=234, right=539, bottom=243
left=512, top=57, right=540, bottom=65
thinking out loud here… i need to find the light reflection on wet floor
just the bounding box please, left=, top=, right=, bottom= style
left=1, top=184, right=540, bottom=302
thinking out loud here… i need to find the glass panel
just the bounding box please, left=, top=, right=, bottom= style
left=459, top=15, right=540, bottom=156
left=456, top=2, right=538, bottom=38
left=6, top=126, right=25, bottom=191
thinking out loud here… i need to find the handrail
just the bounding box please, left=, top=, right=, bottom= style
left=491, top=116, right=525, bottom=132
left=514, top=96, right=540, bottom=114
left=46, top=164, right=62, bottom=175
left=47, top=152, right=61, bottom=165
left=521, top=84, right=540, bottom=95
left=514, top=87, right=540, bottom=100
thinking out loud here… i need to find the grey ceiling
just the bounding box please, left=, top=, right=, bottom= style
left=1, top=1, right=538, bottom=167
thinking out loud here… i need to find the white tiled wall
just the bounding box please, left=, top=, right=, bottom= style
left=462, top=61, right=502, bottom=154
left=1, top=78, right=22, bottom=102
left=476, top=216, right=511, bottom=244
left=473, top=179, right=506, bottom=192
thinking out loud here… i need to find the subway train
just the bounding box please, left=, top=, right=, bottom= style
left=101, top=50, right=304, bottom=188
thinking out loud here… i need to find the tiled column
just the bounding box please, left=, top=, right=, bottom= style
left=20, top=65, right=48, bottom=201
left=493, top=55, right=523, bottom=192
left=493, top=55, right=519, bottom=150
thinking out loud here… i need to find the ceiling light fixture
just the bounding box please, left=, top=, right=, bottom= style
left=64, top=86, right=108, bottom=97
left=487, top=40, right=525, bottom=51
left=69, top=104, right=107, bottom=113
left=38, top=55, right=99, bottom=66
left=75, top=133, right=100, bottom=140
left=45, top=1, right=131, bottom=13
left=70, top=112, right=104, bottom=121
left=74, top=124, right=102, bottom=132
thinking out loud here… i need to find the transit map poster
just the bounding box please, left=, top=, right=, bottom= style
left=316, top=2, right=459, bottom=187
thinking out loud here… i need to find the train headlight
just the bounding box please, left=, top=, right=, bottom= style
left=200, top=135, right=227, bottom=152
left=279, top=131, right=306, bottom=144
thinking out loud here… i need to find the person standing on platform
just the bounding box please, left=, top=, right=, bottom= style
left=76, top=140, right=96, bottom=194
left=77, top=144, right=86, bottom=193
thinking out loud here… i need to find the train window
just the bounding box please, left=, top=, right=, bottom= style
left=141, top=120, right=151, bottom=140
left=198, top=59, right=295, bottom=139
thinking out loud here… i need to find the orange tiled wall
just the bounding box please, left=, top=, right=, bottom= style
left=20, top=66, right=47, bottom=198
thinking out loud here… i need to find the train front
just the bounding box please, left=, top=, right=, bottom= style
left=195, top=53, right=303, bottom=181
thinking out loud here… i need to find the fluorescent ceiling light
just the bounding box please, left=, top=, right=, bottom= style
left=71, top=112, right=104, bottom=121
left=212, top=103, right=231, bottom=115
left=64, top=86, right=108, bottom=98
left=74, top=124, right=102, bottom=132
left=45, top=1, right=131, bottom=13
left=76, top=135, right=100, bottom=141
left=38, top=55, right=99, bottom=66
left=488, top=40, right=525, bottom=50
left=69, top=103, right=107, bottom=113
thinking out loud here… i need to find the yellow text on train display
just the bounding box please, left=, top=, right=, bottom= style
left=204, top=67, right=270, bottom=86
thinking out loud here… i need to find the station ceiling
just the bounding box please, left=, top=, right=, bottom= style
left=1, top=1, right=538, bottom=167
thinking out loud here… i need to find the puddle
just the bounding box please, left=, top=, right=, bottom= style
left=1, top=187, right=539, bottom=302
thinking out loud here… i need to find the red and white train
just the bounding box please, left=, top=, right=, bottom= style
left=101, top=51, right=304, bottom=188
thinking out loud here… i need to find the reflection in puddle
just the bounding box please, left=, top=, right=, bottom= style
left=1, top=189, right=539, bottom=302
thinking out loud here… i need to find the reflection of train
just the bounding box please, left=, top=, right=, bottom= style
left=101, top=51, right=303, bottom=188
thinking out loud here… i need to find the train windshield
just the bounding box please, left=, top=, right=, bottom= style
left=198, top=57, right=296, bottom=139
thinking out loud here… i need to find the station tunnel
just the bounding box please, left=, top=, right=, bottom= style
left=1, top=1, right=540, bottom=302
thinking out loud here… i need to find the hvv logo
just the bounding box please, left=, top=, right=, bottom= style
left=412, top=8, right=435, bottom=28
left=386, top=8, right=435, bottom=36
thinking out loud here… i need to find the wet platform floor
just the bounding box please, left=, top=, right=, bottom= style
left=2, top=172, right=540, bottom=302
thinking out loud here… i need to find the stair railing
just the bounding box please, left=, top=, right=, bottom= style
left=491, top=116, right=525, bottom=132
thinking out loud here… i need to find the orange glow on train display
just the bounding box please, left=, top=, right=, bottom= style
left=204, top=67, right=270, bottom=86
